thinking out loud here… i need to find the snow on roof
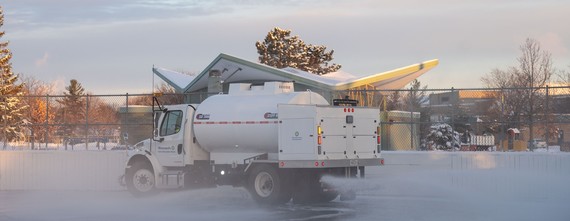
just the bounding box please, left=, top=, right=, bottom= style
left=152, top=67, right=196, bottom=92
left=507, top=128, right=521, bottom=133
left=152, top=53, right=439, bottom=93
left=281, top=67, right=360, bottom=86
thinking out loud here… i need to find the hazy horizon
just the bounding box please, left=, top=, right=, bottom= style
left=2, top=0, right=569, bottom=94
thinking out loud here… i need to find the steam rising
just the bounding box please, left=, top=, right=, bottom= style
left=1, top=167, right=569, bottom=220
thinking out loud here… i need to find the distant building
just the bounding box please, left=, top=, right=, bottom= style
left=428, top=90, right=494, bottom=123
left=153, top=53, right=439, bottom=104
left=152, top=53, right=439, bottom=150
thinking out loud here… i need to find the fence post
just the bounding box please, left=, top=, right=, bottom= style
left=499, top=88, right=504, bottom=152
left=45, top=94, right=49, bottom=150
left=529, top=86, right=534, bottom=150
left=85, top=94, right=89, bottom=150
left=125, top=93, right=129, bottom=145
left=451, top=87, right=455, bottom=151
left=381, top=93, right=387, bottom=151
left=28, top=95, right=33, bottom=150
left=546, top=85, right=549, bottom=151
left=409, top=87, right=415, bottom=150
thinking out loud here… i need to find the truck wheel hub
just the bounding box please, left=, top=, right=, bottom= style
left=254, top=172, right=274, bottom=197
left=134, top=169, right=154, bottom=192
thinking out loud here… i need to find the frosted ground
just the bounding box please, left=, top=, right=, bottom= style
left=1, top=162, right=569, bottom=221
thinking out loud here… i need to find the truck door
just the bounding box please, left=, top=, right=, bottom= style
left=153, top=109, right=185, bottom=167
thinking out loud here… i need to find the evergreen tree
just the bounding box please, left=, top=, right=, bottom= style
left=403, top=79, right=428, bottom=112
left=402, top=79, right=433, bottom=140
left=386, top=91, right=402, bottom=111
left=425, top=123, right=460, bottom=150
left=256, top=27, right=341, bottom=75
left=58, top=79, right=86, bottom=146
left=0, top=6, right=27, bottom=149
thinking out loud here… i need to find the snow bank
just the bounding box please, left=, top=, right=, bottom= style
left=0, top=150, right=127, bottom=190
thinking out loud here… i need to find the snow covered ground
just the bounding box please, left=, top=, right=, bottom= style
left=1, top=162, right=569, bottom=221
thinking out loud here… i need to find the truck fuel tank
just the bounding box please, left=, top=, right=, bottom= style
left=193, top=82, right=328, bottom=154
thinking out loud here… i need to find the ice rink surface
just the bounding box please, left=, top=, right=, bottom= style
left=1, top=165, right=569, bottom=221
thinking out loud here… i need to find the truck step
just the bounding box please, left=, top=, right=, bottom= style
left=159, top=171, right=184, bottom=189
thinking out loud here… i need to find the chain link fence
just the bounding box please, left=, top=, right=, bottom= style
left=1, top=86, right=569, bottom=151
left=341, top=86, right=570, bottom=152
left=0, top=93, right=205, bottom=150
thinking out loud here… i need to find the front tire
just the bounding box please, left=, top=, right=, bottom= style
left=247, top=164, right=291, bottom=205
left=126, top=161, right=157, bottom=197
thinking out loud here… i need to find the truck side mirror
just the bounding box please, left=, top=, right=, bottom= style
left=152, top=129, right=164, bottom=142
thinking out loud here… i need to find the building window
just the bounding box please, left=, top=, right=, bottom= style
left=441, top=96, right=449, bottom=103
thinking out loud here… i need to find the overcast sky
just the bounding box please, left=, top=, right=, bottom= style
left=2, top=0, right=569, bottom=94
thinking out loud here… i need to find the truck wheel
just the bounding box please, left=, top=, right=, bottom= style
left=126, top=161, right=157, bottom=197
left=248, top=164, right=291, bottom=204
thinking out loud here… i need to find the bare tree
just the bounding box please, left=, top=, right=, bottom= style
left=552, top=65, right=570, bottom=116
left=129, top=83, right=185, bottom=106
left=562, top=66, right=570, bottom=82
left=87, top=95, right=119, bottom=149
left=21, top=76, right=56, bottom=147
left=558, top=65, right=570, bottom=91
left=518, top=38, right=553, bottom=88
left=21, top=75, right=55, bottom=96
left=481, top=38, right=554, bottom=142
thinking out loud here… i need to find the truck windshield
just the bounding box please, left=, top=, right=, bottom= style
left=160, top=110, right=183, bottom=136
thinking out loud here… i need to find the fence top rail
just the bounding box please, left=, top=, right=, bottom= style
left=0, top=92, right=219, bottom=98
left=343, top=85, right=570, bottom=93
left=1, top=86, right=569, bottom=98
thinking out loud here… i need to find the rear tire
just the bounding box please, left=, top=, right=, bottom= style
left=247, top=164, right=291, bottom=205
left=126, top=161, right=157, bottom=197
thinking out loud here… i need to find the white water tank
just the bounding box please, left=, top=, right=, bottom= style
left=193, top=82, right=328, bottom=153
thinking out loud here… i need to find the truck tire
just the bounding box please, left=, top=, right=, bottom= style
left=247, top=164, right=292, bottom=204
left=126, top=161, right=157, bottom=197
